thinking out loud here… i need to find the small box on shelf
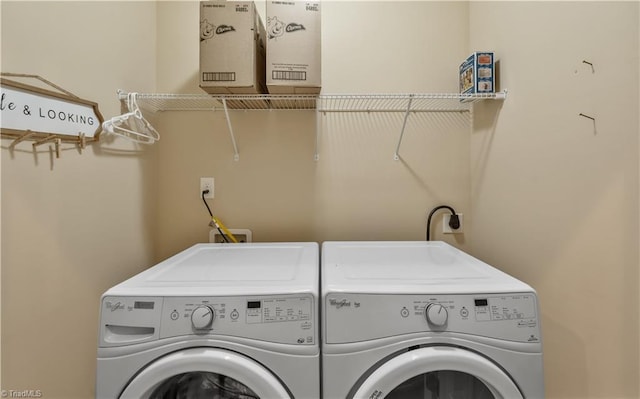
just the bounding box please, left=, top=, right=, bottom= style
left=459, top=52, right=495, bottom=102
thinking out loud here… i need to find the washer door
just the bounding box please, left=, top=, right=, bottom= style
left=352, top=346, right=523, bottom=399
left=120, top=348, right=291, bottom=399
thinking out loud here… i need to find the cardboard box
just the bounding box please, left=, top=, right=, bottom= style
left=200, top=1, right=266, bottom=94
left=459, top=52, right=494, bottom=101
left=266, top=1, right=321, bottom=94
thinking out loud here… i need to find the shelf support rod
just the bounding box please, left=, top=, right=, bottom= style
left=221, top=98, right=240, bottom=161
left=394, top=94, right=414, bottom=161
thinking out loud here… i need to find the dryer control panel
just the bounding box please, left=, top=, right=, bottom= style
left=324, top=293, right=540, bottom=344
left=100, top=294, right=315, bottom=347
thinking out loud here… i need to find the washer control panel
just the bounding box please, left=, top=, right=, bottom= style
left=324, top=293, right=540, bottom=344
left=100, top=294, right=315, bottom=347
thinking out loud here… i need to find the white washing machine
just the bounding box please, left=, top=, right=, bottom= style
left=96, top=242, right=319, bottom=399
left=321, top=241, right=544, bottom=399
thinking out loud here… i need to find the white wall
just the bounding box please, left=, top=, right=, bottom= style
left=1, top=1, right=638, bottom=399
left=153, top=1, right=473, bottom=261
left=1, top=2, right=157, bottom=397
left=469, top=2, right=639, bottom=398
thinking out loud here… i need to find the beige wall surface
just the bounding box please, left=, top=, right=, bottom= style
left=153, top=1, right=473, bottom=261
left=469, top=2, right=639, bottom=398
left=1, top=2, right=157, bottom=398
left=1, top=1, right=639, bottom=399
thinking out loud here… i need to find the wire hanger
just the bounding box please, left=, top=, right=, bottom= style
left=102, top=92, right=160, bottom=144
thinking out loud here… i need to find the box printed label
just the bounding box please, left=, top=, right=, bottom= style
left=268, top=17, right=308, bottom=40
left=267, top=15, right=310, bottom=81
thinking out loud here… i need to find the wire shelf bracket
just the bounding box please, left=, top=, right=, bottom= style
left=394, top=94, right=414, bottom=161
left=220, top=98, right=240, bottom=161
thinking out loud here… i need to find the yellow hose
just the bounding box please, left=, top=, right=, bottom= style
left=213, top=216, right=238, bottom=243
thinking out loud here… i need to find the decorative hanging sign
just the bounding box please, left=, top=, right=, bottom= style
left=1, top=73, right=103, bottom=145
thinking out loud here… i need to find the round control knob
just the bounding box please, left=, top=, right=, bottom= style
left=425, top=303, right=448, bottom=327
left=191, top=305, right=215, bottom=330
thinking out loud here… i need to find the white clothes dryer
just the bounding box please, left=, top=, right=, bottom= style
left=321, top=241, right=544, bottom=399
left=96, top=242, right=319, bottom=399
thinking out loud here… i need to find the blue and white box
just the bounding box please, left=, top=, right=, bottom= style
left=459, top=52, right=494, bottom=101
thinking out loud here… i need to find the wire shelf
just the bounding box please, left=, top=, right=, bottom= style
left=118, top=91, right=507, bottom=113
left=112, top=90, right=507, bottom=161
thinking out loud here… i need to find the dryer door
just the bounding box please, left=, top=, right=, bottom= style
left=119, top=348, right=291, bottom=399
left=351, top=346, right=523, bottom=399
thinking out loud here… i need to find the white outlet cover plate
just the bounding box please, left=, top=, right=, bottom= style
left=200, top=177, right=214, bottom=199
left=443, top=213, right=463, bottom=234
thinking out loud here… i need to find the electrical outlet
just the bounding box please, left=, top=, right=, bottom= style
left=443, top=213, right=464, bottom=234
left=209, top=229, right=252, bottom=243
left=200, top=177, right=214, bottom=199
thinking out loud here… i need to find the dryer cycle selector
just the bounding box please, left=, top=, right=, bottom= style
left=191, top=305, right=215, bottom=330
left=425, top=303, right=448, bottom=328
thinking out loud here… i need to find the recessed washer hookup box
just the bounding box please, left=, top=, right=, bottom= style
left=266, top=1, right=321, bottom=94
left=459, top=51, right=495, bottom=101
left=200, top=1, right=267, bottom=94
